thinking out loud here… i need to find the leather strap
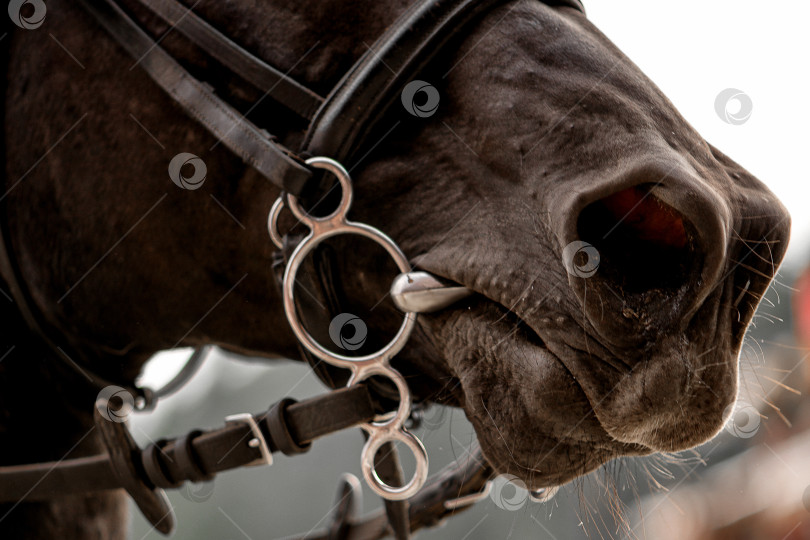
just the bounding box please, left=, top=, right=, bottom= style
left=141, top=439, right=180, bottom=489
left=303, top=0, right=585, bottom=164
left=0, top=386, right=494, bottom=540
left=374, top=441, right=411, bottom=540
left=136, top=0, right=324, bottom=120
left=173, top=429, right=212, bottom=483
left=77, top=0, right=316, bottom=197
left=266, top=398, right=312, bottom=455
left=94, top=402, right=175, bottom=534
left=0, top=385, right=376, bottom=504
left=303, top=0, right=584, bottom=171
left=550, top=0, right=585, bottom=11
left=327, top=475, right=361, bottom=540
left=303, top=447, right=494, bottom=540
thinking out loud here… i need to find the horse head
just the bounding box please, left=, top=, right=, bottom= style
left=1, top=0, right=789, bottom=535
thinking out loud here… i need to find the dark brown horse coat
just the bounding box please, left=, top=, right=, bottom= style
left=0, top=0, right=790, bottom=538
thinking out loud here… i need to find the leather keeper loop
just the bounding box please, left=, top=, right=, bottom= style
left=265, top=398, right=312, bottom=456
left=174, top=430, right=212, bottom=483
left=93, top=402, right=175, bottom=534
left=141, top=439, right=181, bottom=489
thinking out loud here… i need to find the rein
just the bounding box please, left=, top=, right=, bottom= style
left=0, top=0, right=585, bottom=537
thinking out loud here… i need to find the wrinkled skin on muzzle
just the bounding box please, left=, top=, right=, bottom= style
left=339, top=3, right=790, bottom=488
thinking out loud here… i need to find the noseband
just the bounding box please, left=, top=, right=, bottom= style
left=0, top=0, right=585, bottom=537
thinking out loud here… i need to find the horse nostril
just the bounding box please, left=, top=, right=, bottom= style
left=577, top=185, right=701, bottom=296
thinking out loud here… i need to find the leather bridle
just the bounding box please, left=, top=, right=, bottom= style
left=0, top=0, right=585, bottom=537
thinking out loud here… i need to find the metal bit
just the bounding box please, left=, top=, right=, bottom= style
left=390, top=271, right=472, bottom=313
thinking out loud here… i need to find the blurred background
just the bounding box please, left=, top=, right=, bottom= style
left=129, top=1, right=810, bottom=539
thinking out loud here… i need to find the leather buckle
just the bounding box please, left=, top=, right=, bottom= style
left=224, top=413, right=273, bottom=467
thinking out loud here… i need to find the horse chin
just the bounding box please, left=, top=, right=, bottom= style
left=420, top=297, right=651, bottom=490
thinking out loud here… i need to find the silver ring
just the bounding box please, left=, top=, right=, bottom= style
left=282, top=224, right=417, bottom=369
left=267, top=197, right=286, bottom=249
left=361, top=426, right=429, bottom=501
left=281, top=159, right=417, bottom=370
left=353, top=366, right=412, bottom=430
left=273, top=156, right=427, bottom=500
left=356, top=369, right=427, bottom=500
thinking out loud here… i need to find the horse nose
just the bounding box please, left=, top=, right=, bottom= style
left=563, top=166, right=730, bottom=352
left=551, top=161, right=790, bottom=451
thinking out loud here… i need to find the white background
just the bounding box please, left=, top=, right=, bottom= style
left=587, top=0, right=810, bottom=269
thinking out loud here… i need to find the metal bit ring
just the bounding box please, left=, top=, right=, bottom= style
left=272, top=156, right=427, bottom=500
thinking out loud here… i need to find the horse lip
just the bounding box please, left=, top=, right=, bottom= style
left=410, top=263, right=656, bottom=456
left=406, top=266, right=550, bottom=351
